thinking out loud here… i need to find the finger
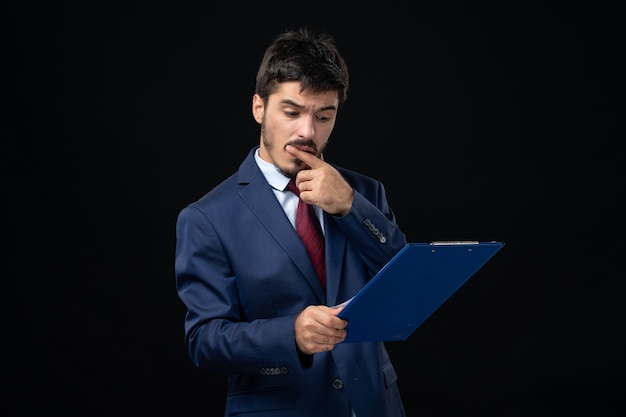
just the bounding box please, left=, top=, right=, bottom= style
left=316, top=308, right=348, bottom=331
left=285, top=144, right=324, bottom=169
left=329, top=304, right=344, bottom=315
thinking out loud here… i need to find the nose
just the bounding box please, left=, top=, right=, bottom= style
left=296, top=115, right=315, bottom=139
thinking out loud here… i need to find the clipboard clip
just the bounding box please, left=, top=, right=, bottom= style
left=430, top=241, right=480, bottom=245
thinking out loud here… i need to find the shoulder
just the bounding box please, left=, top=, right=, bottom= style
left=183, top=147, right=260, bottom=212
left=187, top=172, right=241, bottom=212
left=334, top=165, right=384, bottom=194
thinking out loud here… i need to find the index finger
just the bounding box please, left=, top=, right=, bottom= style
left=285, top=144, right=324, bottom=169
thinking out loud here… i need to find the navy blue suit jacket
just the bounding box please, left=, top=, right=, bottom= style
left=175, top=147, right=408, bottom=417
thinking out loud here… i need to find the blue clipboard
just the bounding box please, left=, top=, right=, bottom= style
left=337, top=241, right=505, bottom=343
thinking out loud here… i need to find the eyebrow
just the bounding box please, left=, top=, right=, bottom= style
left=281, top=98, right=337, bottom=112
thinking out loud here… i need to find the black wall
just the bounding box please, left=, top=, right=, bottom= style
left=6, top=1, right=624, bottom=415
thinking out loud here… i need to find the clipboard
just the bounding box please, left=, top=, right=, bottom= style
left=337, top=241, right=505, bottom=343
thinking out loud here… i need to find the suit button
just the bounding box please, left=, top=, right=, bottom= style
left=333, top=378, right=343, bottom=389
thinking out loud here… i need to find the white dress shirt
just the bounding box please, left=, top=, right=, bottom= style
left=254, top=148, right=325, bottom=233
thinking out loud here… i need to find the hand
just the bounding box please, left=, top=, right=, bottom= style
left=295, top=305, right=347, bottom=354
left=285, top=145, right=354, bottom=216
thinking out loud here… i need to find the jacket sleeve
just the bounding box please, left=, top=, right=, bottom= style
left=175, top=204, right=307, bottom=375
left=331, top=177, right=407, bottom=276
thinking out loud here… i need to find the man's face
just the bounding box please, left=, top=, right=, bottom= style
left=253, top=81, right=339, bottom=178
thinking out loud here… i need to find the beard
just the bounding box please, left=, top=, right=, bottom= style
left=260, top=123, right=324, bottom=179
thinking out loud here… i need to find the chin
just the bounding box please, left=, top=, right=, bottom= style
left=275, top=163, right=296, bottom=179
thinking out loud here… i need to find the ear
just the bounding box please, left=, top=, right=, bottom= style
left=252, top=94, right=264, bottom=124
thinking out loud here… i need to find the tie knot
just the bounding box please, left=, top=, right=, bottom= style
left=286, top=180, right=300, bottom=197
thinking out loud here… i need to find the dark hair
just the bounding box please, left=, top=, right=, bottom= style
left=255, top=27, right=349, bottom=107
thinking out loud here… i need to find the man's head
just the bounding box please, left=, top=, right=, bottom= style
left=254, top=27, right=349, bottom=107
left=253, top=28, right=349, bottom=178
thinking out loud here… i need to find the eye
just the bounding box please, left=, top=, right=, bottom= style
left=316, top=114, right=332, bottom=122
left=285, top=111, right=299, bottom=117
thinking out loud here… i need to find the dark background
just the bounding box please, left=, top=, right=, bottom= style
left=5, top=1, right=624, bottom=416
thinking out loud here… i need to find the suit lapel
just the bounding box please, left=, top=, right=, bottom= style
left=237, top=148, right=326, bottom=302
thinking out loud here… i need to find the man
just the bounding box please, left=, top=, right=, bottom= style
left=175, top=27, right=408, bottom=416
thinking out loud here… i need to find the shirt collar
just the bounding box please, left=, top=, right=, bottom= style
left=254, top=148, right=291, bottom=192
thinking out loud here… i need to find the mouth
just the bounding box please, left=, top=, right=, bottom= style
left=287, top=141, right=317, bottom=156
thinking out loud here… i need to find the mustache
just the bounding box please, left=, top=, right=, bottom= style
left=285, top=139, right=319, bottom=155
